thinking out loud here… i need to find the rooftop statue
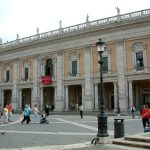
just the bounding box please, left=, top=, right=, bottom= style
left=116, top=6, right=120, bottom=15
left=86, top=14, right=89, bottom=22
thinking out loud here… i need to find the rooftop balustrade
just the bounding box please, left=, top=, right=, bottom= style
left=0, top=9, right=149, bottom=48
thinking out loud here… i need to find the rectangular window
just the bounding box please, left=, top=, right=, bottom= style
left=6, top=70, right=9, bottom=82
left=102, top=57, right=108, bottom=73
left=136, top=52, right=144, bottom=70
left=25, top=68, right=28, bottom=80
left=72, top=61, right=77, bottom=76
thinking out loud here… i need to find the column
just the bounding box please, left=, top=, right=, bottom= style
left=81, top=84, right=85, bottom=107
left=54, top=86, right=57, bottom=110
left=129, top=81, right=133, bottom=107
left=113, top=82, right=117, bottom=109
left=65, top=85, right=69, bottom=111
left=1, top=90, right=4, bottom=108
left=94, top=84, right=98, bottom=110
left=84, top=45, right=93, bottom=110
left=18, top=89, right=22, bottom=110
left=0, top=89, right=2, bottom=106
left=40, top=87, right=43, bottom=110
left=55, top=50, right=64, bottom=111
left=12, top=60, right=18, bottom=110
left=116, top=39, right=128, bottom=111
left=53, top=58, right=57, bottom=79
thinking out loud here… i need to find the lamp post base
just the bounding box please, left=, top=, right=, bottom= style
left=91, top=136, right=110, bottom=145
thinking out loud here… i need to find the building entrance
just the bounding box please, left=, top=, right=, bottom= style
left=22, top=88, right=31, bottom=109
left=43, top=87, right=54, bottom=110
left=68, top=85, right=82, bottom=111
left=4, top=90, right=12, bottom=107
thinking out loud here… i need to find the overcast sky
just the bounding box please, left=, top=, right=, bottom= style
left=0, top=0, right=149, bottom=43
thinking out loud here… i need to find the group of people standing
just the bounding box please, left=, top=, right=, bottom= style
left=0, top=103, right=13, bottom=123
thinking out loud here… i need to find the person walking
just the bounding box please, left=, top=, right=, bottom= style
left=21, top=105, right=30, bottom=124
left=130, top=105, right=136, bottom=119
left=141, top=105, right=150, bottom=129
left=79, top=104, right=84, bottom=119
left=3, top=105, right=9, bottom=124
left=33, top=104, right=39, bottom=123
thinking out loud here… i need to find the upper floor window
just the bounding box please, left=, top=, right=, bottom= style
left=24, top=68, right=29, bottom=81
left=45, top=59, right=53, bottom=76
left=4, top=64, right=10, bottom=82
left=69, top=52, right=79, bottom=77
left=72, top=60, right=77, bottom=76
left=6, top=70, right=10, bottom=82
left=132, top=41, right=147, bottom=72
left=98, top=47, right=111, bottom=74
left=22, top=60, right=30, bottom=81
left=136, top=52, right=144, bottom=70
left=102, top=57, right=108, bottom=73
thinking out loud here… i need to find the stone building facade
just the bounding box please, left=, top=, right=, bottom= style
left=0, top=9, right=150, bottom=112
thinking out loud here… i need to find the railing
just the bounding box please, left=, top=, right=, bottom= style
left=127, top=66, right=150, bottom=73
left=0, top=9, right=150, bottom=48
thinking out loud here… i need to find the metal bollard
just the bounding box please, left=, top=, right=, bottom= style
left=114, top=118, right=124, bottom=138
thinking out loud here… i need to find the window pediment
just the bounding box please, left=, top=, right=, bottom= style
left=131, top=41, right=147, bottom=52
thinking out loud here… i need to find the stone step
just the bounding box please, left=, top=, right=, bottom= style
left=124, top=135, right=150, bottom=143
left=112, top=138, right=150, bottom=149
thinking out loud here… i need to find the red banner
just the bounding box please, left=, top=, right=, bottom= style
left=41, top=75, right=52, bottom=85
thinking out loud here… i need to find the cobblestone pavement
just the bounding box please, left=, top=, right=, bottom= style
left=0, top=114, right=145, bottom=150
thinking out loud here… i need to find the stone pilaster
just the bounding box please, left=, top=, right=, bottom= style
left=55, top=50, right=64, bottom=111
left=84, top=45, right=93, bottom=110
left=116, top=39, right=128, bottom=111
left=12, top=60, right=18, bottom=110
left=32, top=54, right=39, bottom=106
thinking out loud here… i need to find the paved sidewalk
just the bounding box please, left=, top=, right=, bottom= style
left=0, top=114, right=148, bottom=150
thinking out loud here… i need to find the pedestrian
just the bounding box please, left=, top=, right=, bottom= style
left=32, top=104, right=39, bottom=123
left=141, top=105, right=150, bottom=129
left=45, top=105, right=50, bottom=116
left=3, top=105, right=9, bottom=124
left=130, top=105, right=136, bottom=119
left=79, top=104, right=83, bottom=118
left=21, top=104, right=30, bottom=124
left=40, top=111, right=49, bottom=124
left=8, top=103, right=13, bottom=122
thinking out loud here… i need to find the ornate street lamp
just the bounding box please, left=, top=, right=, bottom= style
left=92, top=39, right=109, bottom=144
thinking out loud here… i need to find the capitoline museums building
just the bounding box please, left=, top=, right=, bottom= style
left=0, top=9, right=150, bottom=112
